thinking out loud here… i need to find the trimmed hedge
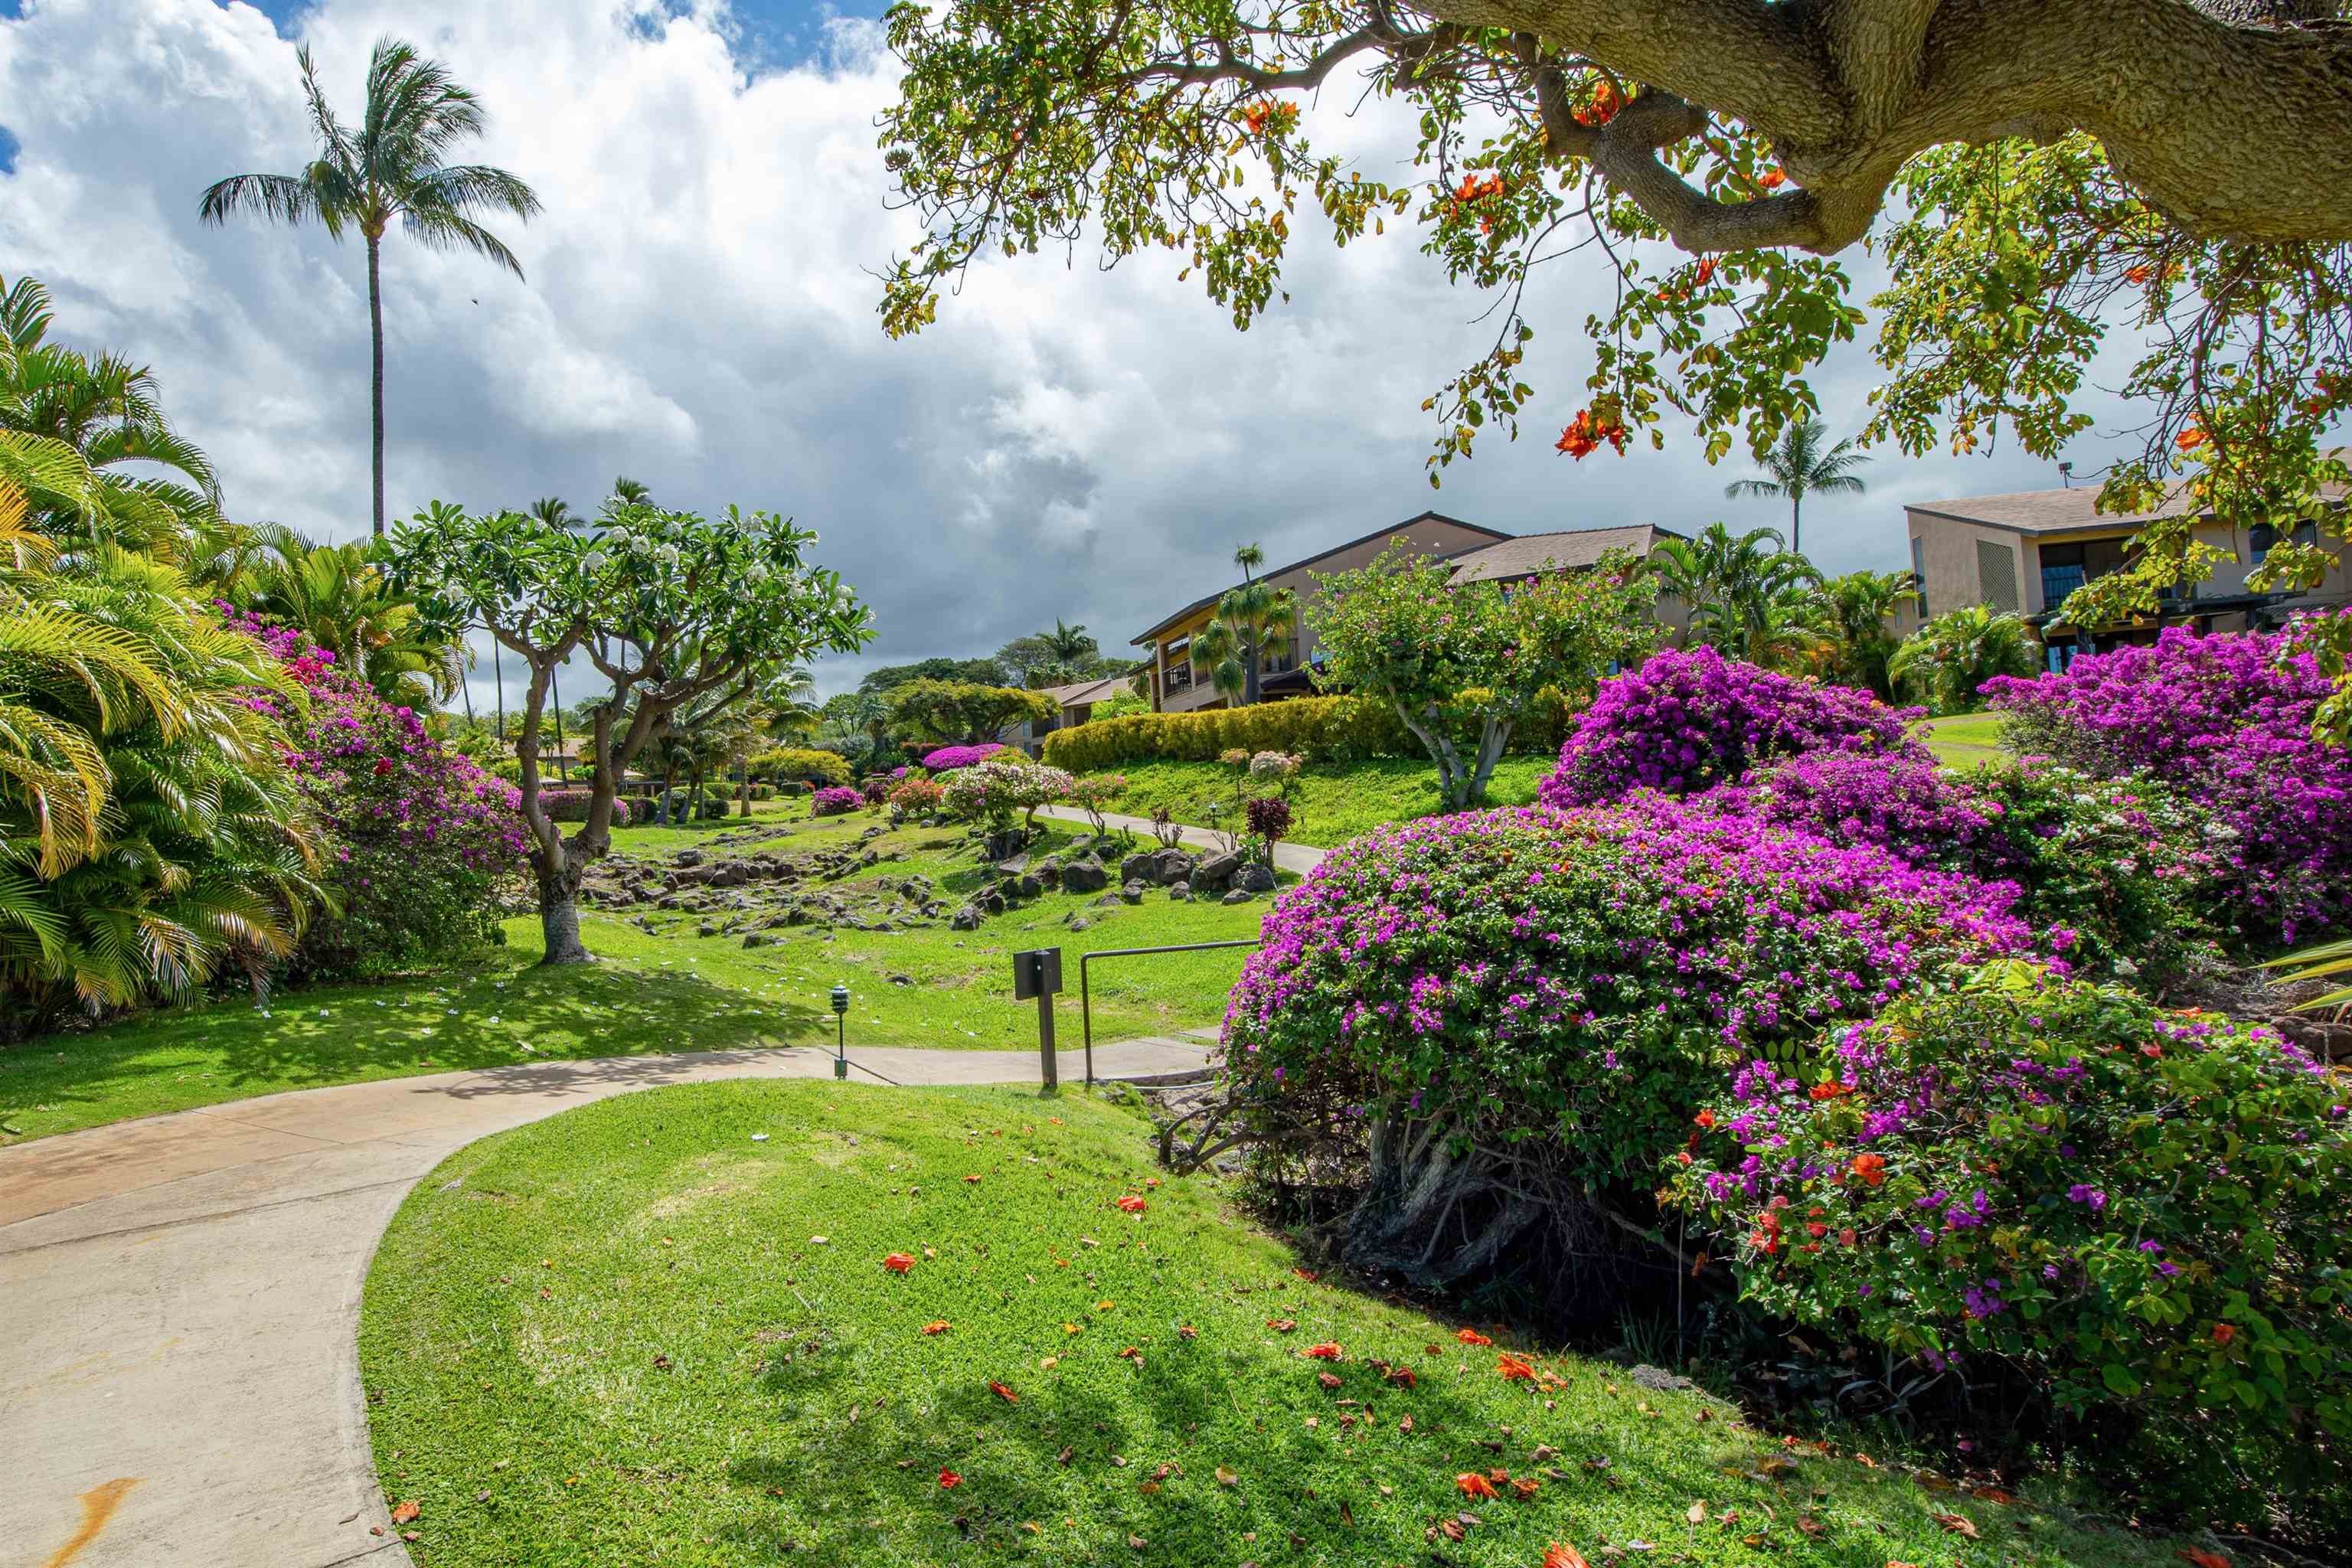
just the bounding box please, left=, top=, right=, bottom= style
left=750, top=746, right=854, bottom=788
left=537, top=789, right=634, bottom=828
left=1044, top=692, right=1578, bottom=772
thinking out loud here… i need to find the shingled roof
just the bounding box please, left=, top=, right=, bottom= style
left=1906, top=482, right=2348, bottom=537
left=1444, top=524, right=1680, bottom=583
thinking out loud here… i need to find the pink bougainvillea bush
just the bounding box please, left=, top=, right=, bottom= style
left=1672, top=969, right=2352, bottom=1451
left=1983, top=627, right=2352, bottom=943
left=224, top=610, right=527, bottom=977
left=1540, top=645, right=1925, bottom=807
left=920, top=743, right=1008, bottom=770
left=1223, top=800, right=2038, bottom=1210
left=810, top=785, right=864, bottom=817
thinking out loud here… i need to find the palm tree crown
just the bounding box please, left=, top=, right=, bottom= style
left=1649, top=522, right=1821, bottom=663
left=200, top=38, right=540, bottom=537
left=1194, top=579, right=1296, bottom=707
left=1723, top=415, right=1870, bottom=556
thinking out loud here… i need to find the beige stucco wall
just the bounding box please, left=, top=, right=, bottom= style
left=1909, top=510, right=2352, bottom=623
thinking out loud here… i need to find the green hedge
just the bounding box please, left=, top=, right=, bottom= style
left=750, top=747, right=853, bottom=787
left=1040, top=693, right=1574, bottom=772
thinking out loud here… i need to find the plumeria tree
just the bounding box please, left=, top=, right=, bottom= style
left=387, top=499, right=873, bottom=963
left=1308, top=540, right=1658, bottom=809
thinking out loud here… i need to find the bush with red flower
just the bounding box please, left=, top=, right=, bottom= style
left=1540, top=645, right=1923, bottom=807
left=1669, top=964, right=2352, bottom=1445
left=222, top=609, right=527, bottom=977
left=1983, top=626, right=2352, bottom=944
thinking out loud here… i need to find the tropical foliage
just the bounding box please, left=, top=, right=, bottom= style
left=887, top=679, right=1054, bottom=744
left=232, top=526, right=462, bottom=708
left=1648, top=523, right=1822, bottom=664
left=1890, top=606, right=2043, bottom=714
left=1722, top=414, right=1869, bottom=557
left=1194, top=577, right=1298, bottom=707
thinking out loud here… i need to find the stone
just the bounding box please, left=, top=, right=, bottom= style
left=950, top=906, right=983, bottom=931
left=1015, top=874, right=1043, bottom=900
left=674, top=849, right=704, bottom=867
left=1168, top=881, right=1191, bottom=902
left=1059, top=856, right=1109, bottom=893
left=1237, top=861, right=1277, bottom=893
left=994, top=852, right=1031, bottom=877
left=1120, top=880, right=1146, bottom=905
left=1221, top=888, right=1252, bottom=905
left=740, top=932, right=775, bottom=949
left=1193, top=850, right=1243, bottom=891
left=1067, top=916, right=1091, bottom=933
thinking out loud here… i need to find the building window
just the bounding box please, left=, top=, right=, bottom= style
left=2040, top=559, right=2086, bottom=607
left=1909, top=536, right=1929, bottom=618
left=2250, top=520, right=2318, bottom=564
left=1975, top=539, right=2019, bottom=613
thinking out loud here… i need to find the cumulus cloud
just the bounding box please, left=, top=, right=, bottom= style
left=0, top=0, right=2145, bottom=701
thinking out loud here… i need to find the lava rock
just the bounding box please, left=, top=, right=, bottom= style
left=1059, top=856, right=1109, bottom=893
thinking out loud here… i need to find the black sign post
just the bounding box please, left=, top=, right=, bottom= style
left=1011, top=947, right=1063, bottom=1089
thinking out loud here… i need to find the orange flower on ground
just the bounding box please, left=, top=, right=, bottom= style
left=938, top=1468, right=963, bottom=1489
left=1458, top=1328, right=1493, bottom=1347
left=1114, top=1195, right=1148, bottom=1213
left=1302, top=1342, right=1344, bottom=1361
left=1498, top=1353, right=1538, bottom=1382
left=923, top=1321, right=951, bottom=1335
left=1760, top=168, right=1786, bottom=189
left=989, top=1379, right=1020, bottom=1403
left=965, top=1174, right=982, bottom=1184
left=1456, top=1472, right=1500, bottom=1500
left=1849, top=1153, right=1888, bottom=1187
left=2211, top=1323, right=2237, bottom=1345
left=1547, top=1546, right=1594, bottom=1568
left=883, top=1253, right=916, bottom=1272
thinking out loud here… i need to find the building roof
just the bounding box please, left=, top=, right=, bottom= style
left=1443, top=524, right=1681, bottom=583
left=1130, top=511, right=1511, bottom=644
left=1036, top=674, right=1131, bottom=710
left=1906, top=482, right=2349, bottom=537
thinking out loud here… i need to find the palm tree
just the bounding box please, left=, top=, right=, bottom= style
left=1889, top=606, right=2043, bottom=714
left=609, top=477, right=651, bottom=506
left=1649, top=523, right=1821, bottom=662
left=1194, top=580, right=1297, bottom=707
left=1234, top=541, right=1266, bottom=582
left=1820, top=569, right=1920, bottom=700
left=200, top=39, right=541, bottom=537
left=239, top=525, right=461, bottom=707
left=1723, top=415, right=1870, bottom=556
left=1041, top=618, right=1096, bottom=665
left=528, top=496, right=577, bottom=531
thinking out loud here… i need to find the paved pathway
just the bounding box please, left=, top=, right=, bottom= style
left=1032, top=806, right=1328, bottom=876
left=1, top=1035, right=1214, bottom=1568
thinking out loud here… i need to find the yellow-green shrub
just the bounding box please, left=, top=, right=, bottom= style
left=750, top=747, right=853, bottom=787
left=1041, top=694, right=1573, bottom=771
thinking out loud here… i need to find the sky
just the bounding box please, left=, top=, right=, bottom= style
left=0, top=0, right=2164, bottom=703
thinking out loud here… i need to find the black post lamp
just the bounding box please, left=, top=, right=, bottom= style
left=829, top=984, right=851, bottom=1080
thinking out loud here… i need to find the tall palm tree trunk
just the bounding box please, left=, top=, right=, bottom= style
left=368, top=234, right=386, bottom=537
left=1791, top=495, right=1802, bottom=557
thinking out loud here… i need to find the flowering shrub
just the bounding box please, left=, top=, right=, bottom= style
left=920, top=743, right=1008, bottom=771
left=942, top=759, right=1070, bottom=830
left=1244, top=794, right=1293, bottom=849
left=1063, top=773, right=1128, bottom=835
left=537, top=789, right=633, bottom=828
left=1247, top=750, right=1303, bottom=786
left=1541, top=645, right=1923, bottom=807
left=887, top=776, right=945, bottom=818
left=1984, top=627, right=2352, bottom=942
left=859, top=774, right=891, bottom=805
left=224, top=611, right=526, bottom=977
left=810, top=786, right=864, bottom=817
left=1223, top=802, right=2037, bottom=1199
left=1671, top=966, right=2352, bottom=1439
left=1730, top=752, right=2220, bottom=982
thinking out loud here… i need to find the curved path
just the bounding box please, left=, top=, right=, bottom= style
left=1031, top=805, right=1329, bottom=877
left=1, top=1034, right=1214, bottom=1567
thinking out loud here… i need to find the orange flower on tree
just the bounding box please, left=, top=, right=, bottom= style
left=2126, top=264, right=2154, bottom=284
left=1457, top=1328, right=1493, bottom=1347
left=923, top=1321, right=951, bottom=1335
left=1694, top=1109, right=1717, bottom=1129
left=1498, top=1353, right=1537, bottom=1382
left=2177, top=424, right=2210, bottom=452
left=1808, top=1081, right=1849, bottom=1101
left=1573, top=81, right=1624, bottom=128
left=1554, top=409, right=1627, bottom=460
left=1760, top=168, right=1786, bottom=190
left=1243, top=100, right=1272, bottom=134
left=883, top=1252, right=916, bottom=1272
left=1302, top=1342, right=1344, bottom=1361
left=2212, top=1323, right=2237, bottom=1345
left=1456, top=1472, right=1501, bottom=1500
left=938, top=1467, right=963, bottom=1489
left=989, top=1379, right=1020, bottom=1403
left=1693, top=258, right=1717, bottom=286
left=1849, top=1152, right=1888, bottom=1187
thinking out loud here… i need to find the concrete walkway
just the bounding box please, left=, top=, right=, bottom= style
left=1, top=1035, right=1214, bottom=1568
left=1032, top=806, right=1328, bottom=877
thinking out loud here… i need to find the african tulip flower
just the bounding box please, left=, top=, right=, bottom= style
left=1455, top=1472, right=1500, bottom=1499
left=938, top=1467, right=962, bottom=1489
left=883, top=1253, right=916, bottom=1272
left=1458, top=1328, right=1493, bottom=1347
left=922, top=1321, right=951, bottom=1335
left=1302, top=1342, right=1343, bottom=1361
left=1498, top=1353, right=1537, bottom=1381
left=1114, top=1195, right=1148, bottom=1212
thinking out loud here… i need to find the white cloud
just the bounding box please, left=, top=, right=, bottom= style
left=0, top=0, right=2154, bottom=700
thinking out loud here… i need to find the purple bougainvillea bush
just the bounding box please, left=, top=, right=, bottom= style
left=920, top=743, right=1008, bottom=770
left=1984, top=627, right=2352, bottom=943
left=224, top=610, right=527, bottom=977
left=1221, top=801, right=2039, bottom=1208
left=1671, top=967, right=2352, bottom=1441
left=810, top=785, right=864, bottom=817
left=1540, top=645, right=1925, bottom=807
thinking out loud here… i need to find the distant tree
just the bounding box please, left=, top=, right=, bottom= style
left=1312, top=542, right=1658, bottom=809
left=1723, top=415, right=1870, bottom=557
left=1233, top=541, right=1266, bottom=582
left=200, top=39, right=539, bottom=537
left=888, top=678, right=1057, bottom=744
left=1194, top=580, right=1297, bottom=706
left=1820, top=569, right=1919, bottom=701
left=1890, top=606, right=2043, bottom=715
left=1649, top=523, right=1821, bottom=662
left=386, top=497, right=871, bottom=962
left=859, top=655, right=1007, bottom=694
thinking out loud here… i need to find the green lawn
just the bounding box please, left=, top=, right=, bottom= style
left=0, top=815, right=1264, bottom=1145
left=1101, top=756, right=1556, bottom=848
left=359, top=1080, right=2181, bottom=1568
left=1913, top=712, right=2014, bottom=772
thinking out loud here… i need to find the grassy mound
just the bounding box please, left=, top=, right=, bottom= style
left=359, top=1081, right=2180, bottom=1567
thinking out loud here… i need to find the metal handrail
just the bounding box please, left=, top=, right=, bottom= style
left=1078, top=939, right=1261, bottom=1086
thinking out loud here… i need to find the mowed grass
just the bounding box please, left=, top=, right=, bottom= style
left=1913, top=712, right=2013, bottom=772
left=360, top=1081, right=2183, bottom=1568
left=0, top=814, right=1264, bottom=1145
left=1097, top=756, right=1556, bottom=848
